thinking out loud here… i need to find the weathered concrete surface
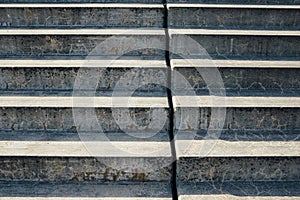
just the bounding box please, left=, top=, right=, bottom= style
left=177, top=156, right=299, bottom=182
left=0, top=181, right=172, bottom=198
left=178, top=181, right=300, bottom=200
left=0, top=30, right=165, bottom=58
left=0, top=96, right=170, bottom=132
left=0, top=6, right=164, bottom=28
left=173, top=66, right=300, bottom=96
left=0, top=65, right=167, bottom=96
left=175, top=106, right=300, bottom=132
left=170, top=30, right=300, bottom=60
left=167, top=0, right=300, bottom=5
left=169, top=6, right=300, bottom=30
left=0, top=156, right=172, bottom=182
left=173, top=96, right=300, bottom=140
left=0, top=107, right=170, bottom=132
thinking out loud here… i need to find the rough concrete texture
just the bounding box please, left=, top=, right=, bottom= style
left=0, top=67, right=167, bottom=96
left=174, top=107, right=300, bottom=132
left=167, top=0, right=300, bottom=5
left=0, top=34, right=165, bottom=58
left=171, top=34, right=300, bottom=60
left=177, top=157, right=300, bottom=182
left=0, top=156, right=172, bottom=182
left=0, top=107, right=170, bottom=133
left=173, top=67, right=300, bottom=96
left=169, top=7, right=300, bottom=30
left=0, top=7, right=164, bottom=28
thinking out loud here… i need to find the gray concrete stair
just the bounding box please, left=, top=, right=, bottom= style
left=0, top=4, right=164, bottom=28
left=0, top=1, right=172, bottom=196
left=168, top=4, right=300, bottom=30
left=0, top=59, right=167, bottom=96
left=172, top=59, right=300, bottom=96
left=169, top=29, right=300, bottom=60
left=1, top=0, right=299, bottom=199
left=0, top=29, right=166, bottom=58
left=0, top=96, right=172, bottom=182
left=173, top=96, right=300, bottom=199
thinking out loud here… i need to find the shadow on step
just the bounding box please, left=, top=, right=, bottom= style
left=177, top=181, right=300, bottom=197
left=0, top=181, right=172, bottom=198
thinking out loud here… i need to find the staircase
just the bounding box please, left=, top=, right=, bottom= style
left=0, top=0, right=299, bottom=199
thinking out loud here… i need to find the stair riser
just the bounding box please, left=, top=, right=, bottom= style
left=0, top=7, right=164, bottom=28
left=177, top=157, right=300, bottom=182
left=0, top=107, right=170, bottom=133
left=175, top=107, right=300, bottom=132
left=0, top=35, right=165, bottom=58
left=0, top=67, right=167, bottom=96
left=0, top=157, right=172, bottom=182
left=171, top=35, right=300, bottom=60
left=169, top=8, right=300, bottom=30
left=173, top=68, right=300, bottom=96
left=168, top=0, right=300, bottom=5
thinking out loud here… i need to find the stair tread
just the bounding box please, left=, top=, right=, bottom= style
left=0, top=96, right=169, bottom=108
left=173, top=96, right=300, bottom=107
left=171, top=59, right=300, bottom=68
left=0, top=59, right=166, bottom=68
left=176, top=140, right=300, bottom=157
left=0, top=140, right=171, bottom=157
left=168, top=4, right=300, bottom=9
left=169, top=29, right=300, bottom=36
left=0, top=3, right=163, bottom=8
left=0, top=29, right=165, bottom=35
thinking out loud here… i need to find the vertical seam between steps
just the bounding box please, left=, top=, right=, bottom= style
left=163, top=1, right=178, bottom=200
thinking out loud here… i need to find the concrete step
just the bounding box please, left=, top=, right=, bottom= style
left=0, top=59, right=167, bottom=96
left=169, top=29, right=300, bottom=60
left=0, top=29, right=165, bottom=58
left=178, top=181, right=300, bottom=200
left=173, top=96, right=300, bottom=182
left=0, top=4, right=164, bottom=28
left=0, top=96, right=170, bottom=133
left=0, top=181, right=172, bottom=198
left=0, top=142, right=172, bottom=181
left=176, top=139, right=300, bottom=182
left=168, top=4, right=300, bottom=30
left=167, top=0, right=300, bottom=5
left=172, top=59, right=300, bottom=96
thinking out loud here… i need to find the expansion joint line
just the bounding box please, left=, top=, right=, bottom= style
left=163, top=1, right=178, bottom=200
